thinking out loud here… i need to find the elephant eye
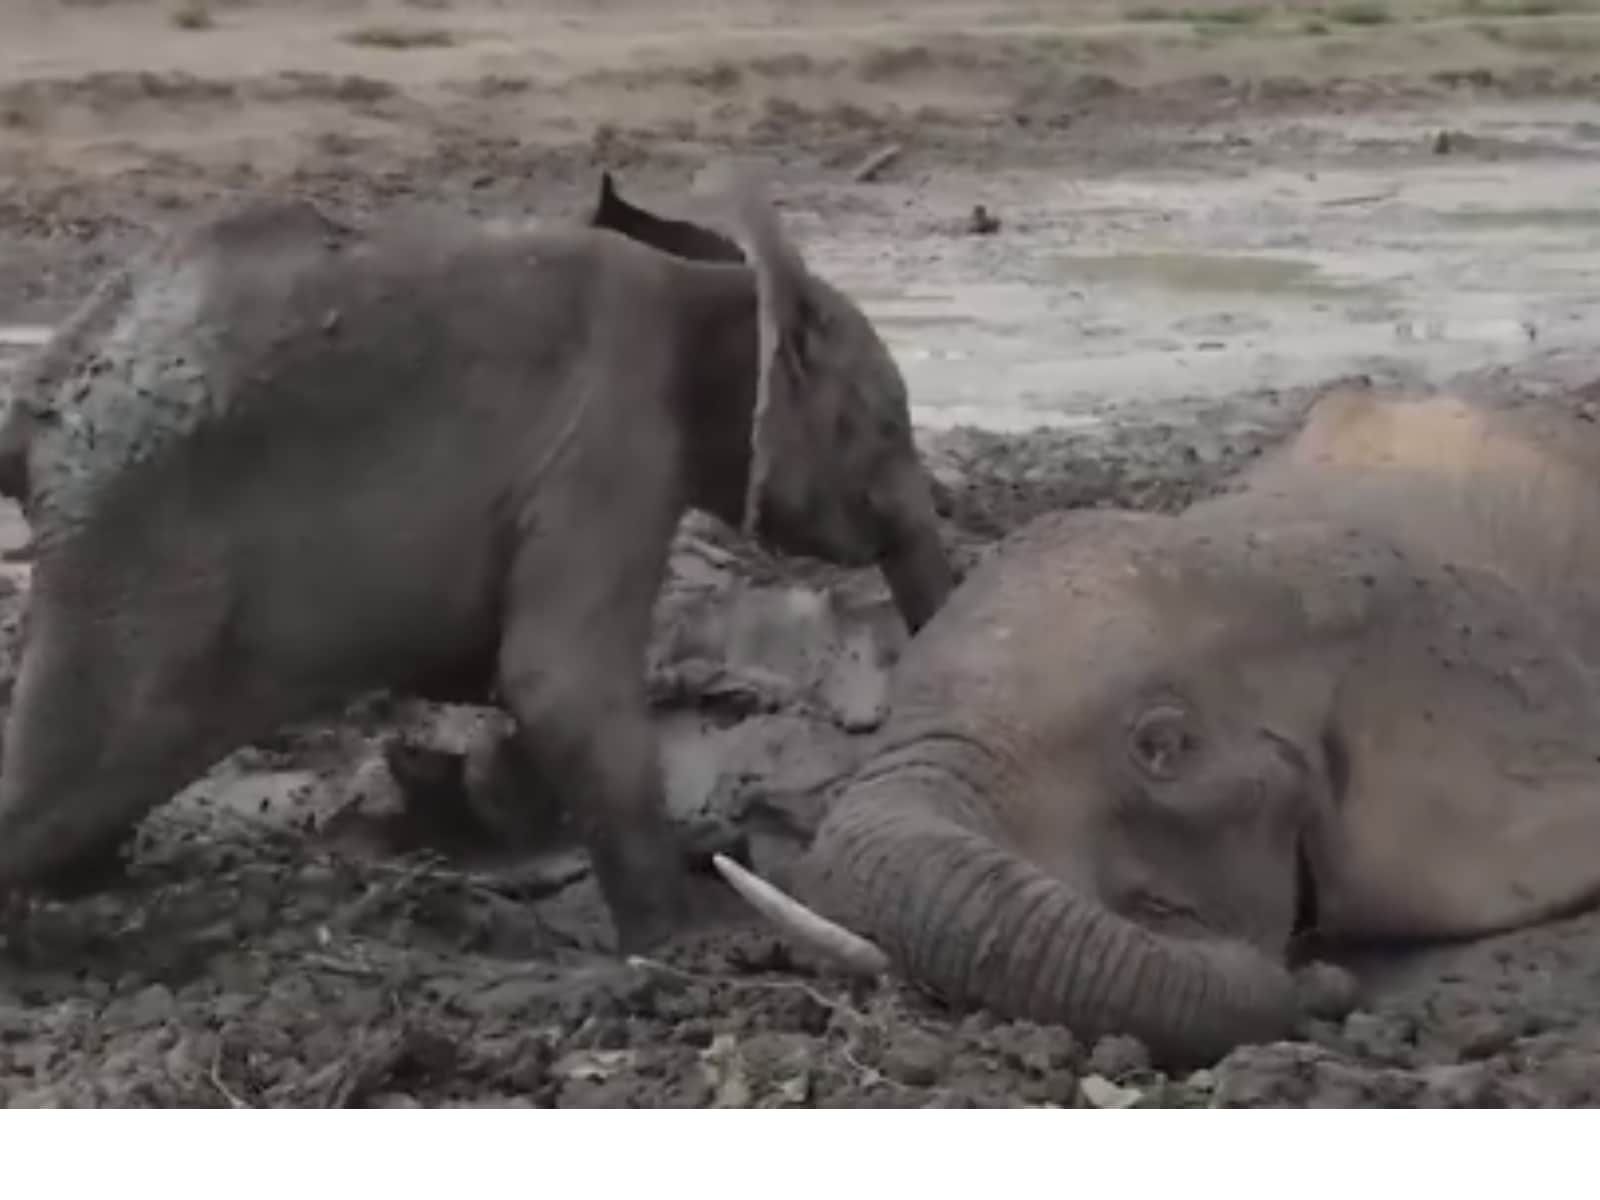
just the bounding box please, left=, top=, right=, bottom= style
left=1127, top=703, right=1200, bottom=781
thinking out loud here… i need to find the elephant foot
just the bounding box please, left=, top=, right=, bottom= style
left=610, top=880, right=748, bottom=962
left=602, top=832, right=753, bottom=959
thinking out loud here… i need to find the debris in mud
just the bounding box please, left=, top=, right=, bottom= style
left=965, top=204, right=1001, bottom=236
left=850, top=144, right=902, bottom=184
left=1079, top=1074, right=1143, bottom=1109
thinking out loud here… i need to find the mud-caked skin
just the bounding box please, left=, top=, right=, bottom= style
left=731, top=380, right=1600, bottom=1067
left=0, top=173, right=954, bottom=953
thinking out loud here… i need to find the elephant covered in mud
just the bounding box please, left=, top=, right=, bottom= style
left=0, top=172, right=953, bottom=953
left=720, top=378, right=1600, bottom=1065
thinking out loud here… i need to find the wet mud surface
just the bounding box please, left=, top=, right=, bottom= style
left=4, top=0, right=1600, bottom=1106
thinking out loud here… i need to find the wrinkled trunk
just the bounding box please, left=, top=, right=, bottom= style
left=805, top=793, right=1299, bottom=1067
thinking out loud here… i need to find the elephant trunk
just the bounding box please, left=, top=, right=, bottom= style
left=875, top=462, right=955, bottom=634
left=725, top=773, right=1299, bottom=1067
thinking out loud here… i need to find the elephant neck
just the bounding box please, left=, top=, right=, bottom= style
left=669, top=264, right=760, bottom=531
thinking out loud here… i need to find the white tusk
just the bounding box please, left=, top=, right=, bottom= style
left=712, top=852, right=890, bottom=977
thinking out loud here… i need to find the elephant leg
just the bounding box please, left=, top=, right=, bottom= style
left=495, top=614, right=689, bottom=955
left=0, top=573, right=321, bottom=892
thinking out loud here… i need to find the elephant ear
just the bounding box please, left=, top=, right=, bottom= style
left=590, top=170, right=745, bottom=264
left=727, top=179, right=831, bottom=542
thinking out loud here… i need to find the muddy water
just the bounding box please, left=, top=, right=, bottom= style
left=7, top=108, right=1598, bottom=438
left=805, top=107, right=1600, bottom=431
left=0, top=324, right=50, bottom=382
left=0, top=325, right=50, bottom=349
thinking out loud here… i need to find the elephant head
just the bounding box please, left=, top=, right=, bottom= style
left=715, top=506, right=1349, bottom=1065
left=589, top=171, right=955, bottom=633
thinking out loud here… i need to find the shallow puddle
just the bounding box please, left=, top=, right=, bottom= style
left=0, top=324, right=51, bottom=348
left=1434, top=207, right=1600, bottom=230
left=3, top=109, right=1600, bottom=439
left=1047, top=251, right=1363, bottom=298
left=816, top=121, right=1600, bottom=432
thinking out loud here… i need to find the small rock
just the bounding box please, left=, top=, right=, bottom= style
left=1444, top=1013, right=1516, bottom=1062
left=0, top=1005, right=32, bottom=1040
left=553, top=1048, right=635, bottom=1082
left=1079, top=1073, right=1142, bottom=1108
left=371, top=1091, right=421, bottom=1108
left=210, top=992, right=255, bottom=1023
left=700, top=1034, right=752, bottom=1107
left=1418, top=1063, right=1489, bottom=1107
left=1295, top=960, right=1360, bottom=1021
left=1000, top=1022, right=1079, bottom=1076
left=966, top=204, right=1001, bottom=236
left=673, top=1019, right=716, bottom=1049
left=880, top=1030, right=952, bottom=1088
left=1087, top=1033, right=1149, bottom=1079
left=1339, top=1011, right=1415, bottom=1066
left=497, top=1039, right=554, bottom=1094
left=122, top=983, right=177, bottom=1027
left=471, top=977, right=558, bottom=1018
left=164, top=1031, right=218, bottom=1086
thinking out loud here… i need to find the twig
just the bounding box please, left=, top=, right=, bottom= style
left=628, top=955, right=964, bottom=1103
left=1319, top=187, right=1399, bottom=208
left=321, top=1030, right=404, bottom=1108
left=209, top=1045, right=251, bottom=1110
left=840, top=1043, right=887, bottom=1089
left=324, top=848, right=587, bottom=903
left=304, top=952, right=388, bottom=980
left=852, top=144, right=903, bottom=184
left=625, top=954, right=873, bottom=1030
left=324, top=856, right=442, bottom=931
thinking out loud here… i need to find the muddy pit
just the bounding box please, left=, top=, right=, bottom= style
left=5, top=0, right=1600, bottom=1107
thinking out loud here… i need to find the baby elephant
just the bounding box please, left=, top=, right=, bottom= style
left=0, top=173, right=954, bottom=952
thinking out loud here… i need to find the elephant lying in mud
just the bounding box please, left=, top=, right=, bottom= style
left=0, top=172, right=953, bottom=953
left=719, top=379, right=1600, bottom=1065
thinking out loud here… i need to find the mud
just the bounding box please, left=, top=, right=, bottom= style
left=4, top=0, right=1600, bottom=1107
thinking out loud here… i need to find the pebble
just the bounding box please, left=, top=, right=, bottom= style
left=122, top=983, right=176, bottom=1028
left=1339, top=1011, right=1417, bottom=1067
left=880, top=1030, right=952, bottom=1088
left=1087, top=1033, right=1150, bottom=1078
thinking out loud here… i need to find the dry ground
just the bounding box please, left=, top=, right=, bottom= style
left=2, top=0, right=1600, bottom=1106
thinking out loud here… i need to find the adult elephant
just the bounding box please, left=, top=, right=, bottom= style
left=721, top=377, right=1600, bottom=1065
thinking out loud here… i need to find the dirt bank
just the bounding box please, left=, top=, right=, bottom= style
left=3, top=0, right=1600, bottom=1106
